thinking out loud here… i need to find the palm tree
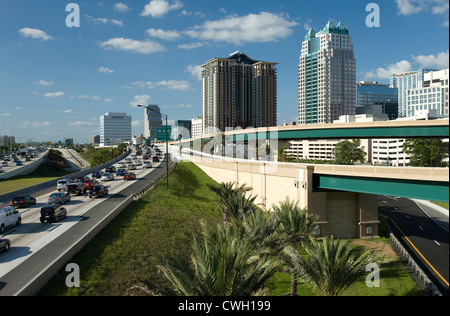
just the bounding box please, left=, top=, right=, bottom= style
left=283, top=236, right=378, bottom=296
left=272, top=198, right=319, bottom=296
left=152, top=221, right=281, bottom=296
left=209, top=182, right=255, bottom=224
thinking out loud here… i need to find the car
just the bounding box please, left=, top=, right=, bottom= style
left=0, top=239, right=11, bottom=253
left=40, top=205, right=67, bottom=223
left=133, top=159, right=142, bottom=166
left=0, top=205, right=22, bottom=233
left=15, top=161, right=23, bottom=166
left=73, top=176, right=89, bottom=183
left=1, top=161, right=8, bottom=167
left=25, top=156, right=31, bottom=161
left=152, top=156, right=160, bottom=162
left=117, top=162, right=126, bottom=168
left=116, top=168, right=127, bottom=176
left=0, top=166, right=3, bottom=173
left=142, top=154, right=149, bottom=160
left=127, top=163, right=136, bottom=170
left=124, top=158, right=132, bottom=163
left=143, top=162, right=152, bottom=169
left=3, top=156, right=10, bottom=161
left=92, top=170, right=104, bottom=179
left=101, top=172, right=114, bottom=181
left=89, top=185, right=108, bottom=199
left=123, top=172, right=136, bottom=181
left=67, top=182, right=86, bottom=195
left=48, top=192, right=71, bottom=205
left=57, top=179, right=70, bottom=192
left=83, top=178, right=98, bottom=190
left=9, top=195, right=36, bottom=208
left=105, top=166, right=117, bottom=174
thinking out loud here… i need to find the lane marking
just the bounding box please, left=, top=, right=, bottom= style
left=388, top=216, right=449, bottom=287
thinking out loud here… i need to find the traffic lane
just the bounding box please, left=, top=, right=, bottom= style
left=413, top=200, right=449, bottom=233
left=378, top=196, right=449, bottom=295
left=0, top=159, right=170, bottom=296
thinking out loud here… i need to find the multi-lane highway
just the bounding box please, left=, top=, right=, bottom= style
left=0, top=148, right=171, bottom=296
left=378, top=196, right=449, bottom=296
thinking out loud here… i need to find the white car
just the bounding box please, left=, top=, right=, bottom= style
left=143, top=162, right=152, bottom=169
left=127, top=163, right=136, bottom=170
left=57, top=179, right=70, bottom=191
left=117, top=162, right=126, bottom=168
left=101, top=172, right=114, bottom=181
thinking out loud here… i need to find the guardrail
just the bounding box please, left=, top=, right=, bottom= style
left=389, top=232, right=442, bottom=296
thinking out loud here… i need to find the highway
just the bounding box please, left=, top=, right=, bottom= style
left=0, top=148, right=170, bottom=296
left=378, top=196, right=449, bottom=296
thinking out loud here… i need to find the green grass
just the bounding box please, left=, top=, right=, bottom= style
left=0, top=163, right=72, bottom=195
left=431, top=201, right=449, bottom=210
left=39, top=161, right=422, bottom=296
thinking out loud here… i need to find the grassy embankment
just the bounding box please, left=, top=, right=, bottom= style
left=39, top=161, right=421, bottom=296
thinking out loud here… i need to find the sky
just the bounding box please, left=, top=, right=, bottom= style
left=0, top=0, right=449, bottom=143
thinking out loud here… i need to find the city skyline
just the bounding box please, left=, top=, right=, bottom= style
left=0, top=0, right=449, bottom=142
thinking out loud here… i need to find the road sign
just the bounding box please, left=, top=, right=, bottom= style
left=157, top=126, right=172, bottom=141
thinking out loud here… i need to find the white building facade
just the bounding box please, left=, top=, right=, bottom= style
left=191, top=118, right=203, bottom=139
left=100, top=112, right=132, bottom=147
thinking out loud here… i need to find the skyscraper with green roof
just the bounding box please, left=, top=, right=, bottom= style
left=298, top=20, right=356, bottom=124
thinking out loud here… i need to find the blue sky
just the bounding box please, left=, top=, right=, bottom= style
left=0, top=0, right=448, bottom=143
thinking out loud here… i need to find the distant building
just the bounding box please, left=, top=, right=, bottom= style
left=63, top=138, right=74, bottom=147
left=356, top=81, right=398, bottom=120
left=100, top=112, right=132, bottom=147
left=191, top=118, right=203, bottom=139
left=89, top=135, right=100, bottom=146
left=144, top=105, right=163, bottom=141
left=407, top=68, right=449, bottom=117
left=390, top=68, right=436, bottom=118
left=299, top=21, right=356, bottom=125
left=0, top=135, right=15, bottom=147
left=202, top=51, right=277, bottom=134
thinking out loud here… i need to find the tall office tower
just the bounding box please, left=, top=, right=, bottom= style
left=298, top=21, right=356, bottom=125
left=144, top=105, right=163, bottom=141
left=356, top=81, right=399, bottom=120
left=390, top=68, right=435, bottom=117
left=100, top=112, right=132, bottom=147
left=407, top=68, right=449, bottom=117
left=202, top=51, right=277, bottom=134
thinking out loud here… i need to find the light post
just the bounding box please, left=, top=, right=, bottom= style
left=137, top=104, right=169, bottom=187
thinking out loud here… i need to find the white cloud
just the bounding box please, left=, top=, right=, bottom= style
left=130, top=95, right=151, bottom=107
left=37, top=80, right=55, bottom=86
left=178, top=42, right=204, bottom=50
left=99, top=66, right=115, bottom=74
left=141, top=0, right=183, bottom=18
left=85, top=15, right=123, bottom=27
left=114, top=3, right=130, bottom=13
left=185, top=64, right=202, bottom=81
left=100, top=37, right=166, bottom=54
left=412, top=51, right=449, bottom=69
left=42, top=91, right=65, bottom=98
left=146, top=28, right=181, bottom=41
left=184, top=12, right=298, bottom=45
left=104, top=98, right=115, bottom=103
left=395, top=0, right=449, bottom=15
left=133, top=80, right=192, bottom=91
left=68, top=121, right=95, bottom=127
left=0, top=113, right=11, bottom=117
left=365, top=60, right=413, bottom=79
left=18, top=28, right=54, bottom=41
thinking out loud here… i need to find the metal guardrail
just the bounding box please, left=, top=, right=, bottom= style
left=389, top=232, right=442, bottom=296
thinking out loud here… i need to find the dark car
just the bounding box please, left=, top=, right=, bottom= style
left=152, top=156, right=160, bottom=162
left=92, top=170, right=104, bottom=179
left=67, top=182, right=86, bottom=195
left=48, top=192, right=71, bottom=205
left=116, top=168, right=127, bottom=176
left=10, top=195, right=36, bottom=208
left=0, top=239, right=11, bottom=253
left=15, top=161, right=23, bottom=166
left=105, top=166, right=117, bottom=173
left=73, top=176, right=89, bottom=183
left=123, top=172, right=136, bottom=181
left=89, top=185, right=108, bottom=199
left=40, top=205, right=67, bottom=223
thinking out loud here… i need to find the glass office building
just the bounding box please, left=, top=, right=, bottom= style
left=100, top=112, right=132, bottom=147
left=356, top=81, right=398, bottom=120
left=144, top=105, right=163, bottom=141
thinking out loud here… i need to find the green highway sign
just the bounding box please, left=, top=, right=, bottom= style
left=157, top=126, right=172, bottom=141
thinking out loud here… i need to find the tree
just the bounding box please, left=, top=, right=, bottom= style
left=283, top=236, right=378, bottom=296
left=403, top=138, right=449, bottom=167
left=334, top=139, right=366, bottom=165
left=272, top=199, right=319, bottom=295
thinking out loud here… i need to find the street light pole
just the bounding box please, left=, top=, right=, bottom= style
left=138, top=104, right=169, bottom=187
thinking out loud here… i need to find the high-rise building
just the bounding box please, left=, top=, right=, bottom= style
left=201, top=51, right=277, bottom=134
left=144, top=105, right=163, bottom=141
left=407, top=68, right=449, bottom=117
left=298, top=21, right=356, bottom=125
left=100, top=112, right=132, bottom=147
left=191, top=118, right=203, bottom=139
left=390, top=68, right=435, bottom=117
left=356, top=81, right=399, bottom=120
